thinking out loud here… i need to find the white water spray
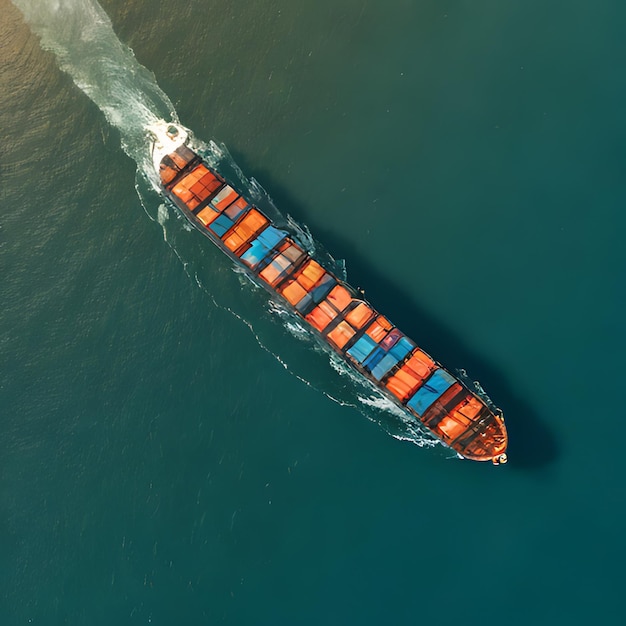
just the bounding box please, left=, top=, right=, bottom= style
left=12, top=0, right=177, bottom=170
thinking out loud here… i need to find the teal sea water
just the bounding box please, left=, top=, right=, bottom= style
left=1, top=0, right=625, bottom=623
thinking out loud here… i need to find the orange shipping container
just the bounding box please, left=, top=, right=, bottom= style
left=458, top=397, right=483, bottom=420
left=306, top=305, right=334, bottom=332
left=223, top=231, right=245, bottom=253
left=299, top=260, right=325, bottom=290
left=196, top=206, right=219, bottom=226
left=385, top=369, right=420, bottom=401
left=436, top=416, right=466, bottom=441
left=327, top=285, right=352, bottom=311
left=215, top=189, right=238, bottom=211
left=345, top=303, right=374, bottom=329
left=386, top=377, right=413, bottom=402
left=199, top=172, right=215, bottom=186
left=403, top=350, right=435, bottom=380
left=186, top=197, right=200, bottom=211
left=366, top=316, right=392, bottom=342
left=172, top=185, right=193, bottom=203
left=190, top=180, right=212, bottom=202
left=327, top=321, right=356, bottom=349
left=239, top=209, right=269, bottom=236
left=160, top=164, right=178, bottom=185
left=259, top=262, right=282, bottom=286
left=281, top=281, right=308, bottom=306
left=170, top=151, right=190, bottom=169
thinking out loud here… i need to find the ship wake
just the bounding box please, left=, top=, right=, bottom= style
left=12, top=0, right=177, bottom=173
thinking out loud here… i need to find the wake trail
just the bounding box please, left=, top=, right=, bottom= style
left=12, top=0, right=177, bottom=171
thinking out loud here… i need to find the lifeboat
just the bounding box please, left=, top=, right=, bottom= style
left=147, top=121, right=508, bottom=464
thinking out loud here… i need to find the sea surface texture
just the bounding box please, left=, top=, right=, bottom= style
left=1, top=0, right=624, bottom=624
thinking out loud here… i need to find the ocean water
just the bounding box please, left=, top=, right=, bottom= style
left=1, top=0, right=624, bottom=624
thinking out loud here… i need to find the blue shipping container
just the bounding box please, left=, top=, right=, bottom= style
left=210, top=213, right=234, bottom=237
left=347, top=335, right=377, bottom=364
left=371, top=353, right=402, bottom=381
left=407, top=369, right=456, bottom=416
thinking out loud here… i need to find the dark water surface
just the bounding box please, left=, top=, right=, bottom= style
left=1, top=0, right=625, bottom=623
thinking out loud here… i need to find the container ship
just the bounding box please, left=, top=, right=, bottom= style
left=148, top=121, right=508, bottom=464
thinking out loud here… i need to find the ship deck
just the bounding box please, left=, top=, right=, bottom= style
left=156, top=139, right=508, bottom=463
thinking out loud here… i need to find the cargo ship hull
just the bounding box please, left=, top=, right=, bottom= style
left=148, top=122, right=508, bottom=464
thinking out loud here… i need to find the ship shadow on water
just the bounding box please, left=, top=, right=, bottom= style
left=311, top=236, right=558, bottom=471
left=229, top=153, right=559, bottom=471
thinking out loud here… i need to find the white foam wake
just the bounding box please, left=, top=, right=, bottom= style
left=12, top=0, right=177, bottom=172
